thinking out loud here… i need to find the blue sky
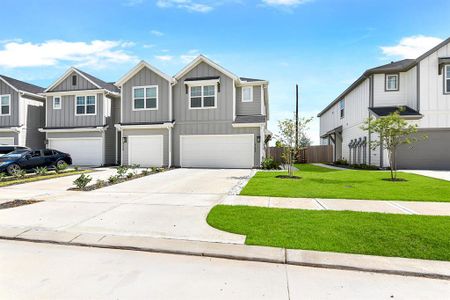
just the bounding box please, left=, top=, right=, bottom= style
left=0, top=0, right=449, bottom=143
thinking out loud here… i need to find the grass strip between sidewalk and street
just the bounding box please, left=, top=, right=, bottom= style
left=207, top=205, right=450, bottom=261
left=240, top=164, right=450, bottom=202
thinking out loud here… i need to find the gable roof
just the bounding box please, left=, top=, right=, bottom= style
left=44, top=67, right=119, bottom=94
left=115, top=60, right=174, bottom=87
left=318, top=37, right=450, bottom=117
left=0, top=75, right=44, bottom=97
left=174, top=55, right=239, bottom=81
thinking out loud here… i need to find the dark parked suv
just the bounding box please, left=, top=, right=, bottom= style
left=0, top=145, right=29, bottom=157
left=0, top=149, right=72, bottom=175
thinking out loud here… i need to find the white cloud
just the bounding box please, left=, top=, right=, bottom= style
left=155, top=55, right=173, bottom=61
left=150, top=30, right=164, bottom=37
left=381, top=35, right=444, bottom=59
left=143, top=44, right=156, bottom=49
left=156, top=0, right=213, bottom=13
left=180, top=49, right=200, bottom=63
left=262, top=0, right=310, bottom=7
left=0, top=40, right=137, bottom=69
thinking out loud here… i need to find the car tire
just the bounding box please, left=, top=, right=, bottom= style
left=55, top=160, right=66, bottom=168
left=6, top=164, right=21, bottom=176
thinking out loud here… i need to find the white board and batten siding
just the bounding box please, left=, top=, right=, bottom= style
left=127, top=135, right=164, bottom=167
left=48, top=138, right=103, bottom=166
left=180, top=134, right=254, bottom=169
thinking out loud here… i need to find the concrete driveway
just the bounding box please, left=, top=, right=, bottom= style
left=0, top=168, right=252, bottom=243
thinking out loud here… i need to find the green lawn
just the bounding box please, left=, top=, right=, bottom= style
left=240, top=164, right=450, bottom=202
left=0, top=170, right=91, bottom=188
left=207, top=205, right=450, bottom=261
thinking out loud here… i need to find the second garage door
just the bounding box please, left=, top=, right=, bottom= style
left=49, top=138, right=103, bottom=166
left=180, top=134, right=254, bottom=168
left=128, top=135, right=164, bottom=167
left=0, top=137, right=15, bottom=145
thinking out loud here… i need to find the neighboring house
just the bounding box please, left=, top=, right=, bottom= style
left=40, top=68, right=120, bottom=166
left=0, top=75, right=45, bottom=148
left=318, top=37, right=450, bottom=170
left=115, top=55, right=270, bottom=168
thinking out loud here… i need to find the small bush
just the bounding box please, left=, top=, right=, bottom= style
left=108, top=175, right=119, bottom=184
left=95, top=179, right=106, bottom=188
left=0, top=172, right=6, bottom=181
left=74, top=166, right=79, bottom=171
left=126, top=172, right=134, bottom=179
left=117, top=166, right=128, bottom=178
left=13, top=169, right=26, bottom=179
left=351, top=164, right=379, bottom=170
left=34, top=166, right=49, bottom=176
left=56, top=162, right=68, bottom=173
left=261, top=157, right=281, bottom=170
left=141, top=169, right=150, bottom=176
left=73, top=174, right=92, bottom=190
left=156, top=167, right=165, bottom=173
left=130, top=164, right=140, bottom=169
left=334, top=159, right=348, bottom=165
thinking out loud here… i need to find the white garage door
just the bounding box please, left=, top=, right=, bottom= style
left=180, top=134, right=254, bottom=169
left=128, top=135, right=163, bottom=167
left=0, top=137, right=15, bottom=145
left=49, top=138, right=103, bottom=166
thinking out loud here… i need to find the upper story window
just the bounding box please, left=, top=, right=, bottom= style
left=0, top=94, right=11, bottom=116
left=385, top=74, right=399, bottom=91
left=242, top=86, right=253, bottom=102
left=133, top=86, right=158, bottom=110
left=53, top=97, right=61, bottom=110
left=445, top=65, right=450, bottom=94
left=189, top=85, right=216, bottom=109
left=72, top=75, right=77, bottom=86
left=339, top=99, right=345, bottom=119
left=75, top=95, right=96, bottom=115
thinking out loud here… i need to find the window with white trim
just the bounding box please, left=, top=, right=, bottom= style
left=75, top=95, right=96, bottom=115
left=445, top=65, right=450, bottom=94
left=386, top=74, right=399, bottom=91
left=53, top=97, right=61, bottom=110
left=0, top=95, right=10, bottom=115
left=339, top=99, right=345, bottom=119
left=133, top=86, right=158, bottom=110
left=190, top=85, right=216, bottom=109
left=242, top=86, right=253, bottom=102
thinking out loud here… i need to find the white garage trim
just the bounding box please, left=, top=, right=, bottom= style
left=128, top=135, right=164, bottom=167
left=0, top=137, right=15, bottom=145
left=48, top=137, right=104, bottom=166
left=180, top=134, right=255, bottom=169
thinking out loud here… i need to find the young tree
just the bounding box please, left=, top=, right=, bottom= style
left=276, top=114, right=313, bottom=177
left=362, top=108, right=424, bottom=181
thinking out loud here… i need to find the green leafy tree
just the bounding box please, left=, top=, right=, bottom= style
left=362, top=108, right=425, bottom=181
left=276, top=114, right=313, bottom=177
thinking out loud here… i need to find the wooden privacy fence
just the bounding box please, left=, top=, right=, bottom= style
left=268, top=145, right=333, bottom=164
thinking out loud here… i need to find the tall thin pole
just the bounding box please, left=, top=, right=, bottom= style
left=295, top=84, right=299, bottom=149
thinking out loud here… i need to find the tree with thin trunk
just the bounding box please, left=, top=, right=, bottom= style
left=361, top=108, right=424, bottom=181
left=276, top=115, right=312, bottom=177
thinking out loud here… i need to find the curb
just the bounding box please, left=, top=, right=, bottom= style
left=1, top=228, right=449, bottom=281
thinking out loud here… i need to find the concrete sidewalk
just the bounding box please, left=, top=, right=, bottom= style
left=221, top=195, right=450, bottom=216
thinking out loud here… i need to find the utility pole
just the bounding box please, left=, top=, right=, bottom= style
left=295, top=84, right=299, bottom=149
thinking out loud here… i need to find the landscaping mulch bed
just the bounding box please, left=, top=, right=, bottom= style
left=0, top=200, right=42, bottom=209
left=275, top=175, right=301, bottom=180
left=0, top=170, right=92, bottom=188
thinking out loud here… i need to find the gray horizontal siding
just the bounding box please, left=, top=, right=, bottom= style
left=0, top=80, right=19, bottom=127
left=121, top=128, right=169, bottom=167
left=236, top=85, right=262, bottom=115
left=46, top=93, right=104, bottom=127
left=172, top=122, right=260, bottom=167
left=122, top=66, right=170, bottom=124
left=173, top=62, right=234, bottom=123
left=51, top=71, right=98, bottom=92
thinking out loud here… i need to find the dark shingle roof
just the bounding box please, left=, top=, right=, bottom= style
left=234, top=115, right=266, bottom=123
left=240, top=77, right=266, bottom=82
left=73, top=68, right=120, bottom=93
left=0, top=75, right=44, bottom=95
left=369, top=106, right=421, bottom=117
left=367, top=59, right=416, bottom=73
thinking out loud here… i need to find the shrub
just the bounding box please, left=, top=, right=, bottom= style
left=117, top=166, right=128, bottom=178
left=34, top=166, right=49, bottom=176
left=13, top=169, right=26, bottom=179
left=108, top=175, right=119, bottom=184
left=130, top=164, right=140, bottom=169
left=334, top=159, right=348, bottom=165
left=95, top=179, right=106, bottom=188
left=126, top=172, right=134, bottom=179
left=74, top=166, right=79, bottom=171
left=261, top=157, right=281, bottom=170
left=56, top=162, right=68, bottom=173
left=73, top=174, right=92, bottom=190
left=156, top=167, right=165, bottom=173
left=0, top=172, right=6, bottom=182
left=141, top=169, right=150, bottom=176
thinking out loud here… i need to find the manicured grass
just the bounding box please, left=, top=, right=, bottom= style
left=0, top=170, right=91, bottom=187
left=240, top=164, right=450, bottom=202
left=207, top=205, right=450, bottom=261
